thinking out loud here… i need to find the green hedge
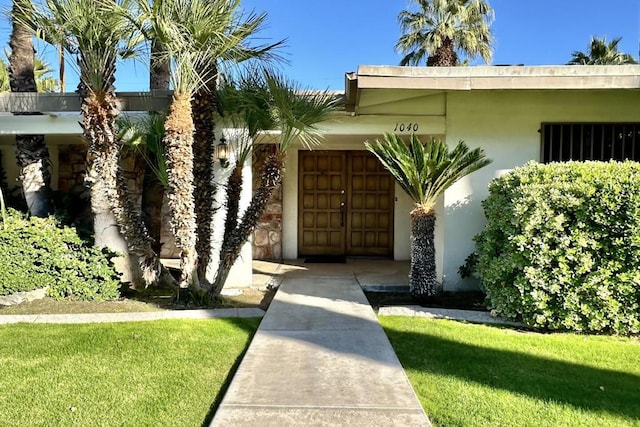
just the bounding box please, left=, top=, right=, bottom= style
left=0, top=209, right=120, bottom=301
left=475, top=161, right=640, bottom=335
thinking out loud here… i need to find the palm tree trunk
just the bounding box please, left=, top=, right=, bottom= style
left=82, top=90, right=165, bottom=286
left=10, top=0, right=52, bottom=217
left=222, top=162, right=243, bottom=250
left=164, top=92, right=199, bottom=289
left=211, top=151, right=283, bottom=296
left=427, top=37, right=458, bottom=66
left=192, top=79, right=218, bottom=281
left=143, top=38, right=170, bottom=260
left=409, top=207, right=440, bottom=299
left=0, top=150, right=9, bottom=197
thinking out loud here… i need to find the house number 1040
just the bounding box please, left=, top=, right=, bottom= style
left=393, top=122, right=419, bottom=132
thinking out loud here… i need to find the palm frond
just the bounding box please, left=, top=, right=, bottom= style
left=568, top=35, right=637, bottom=65
left=117, top=113, right=169, bottom=188
left=16, top=0, right=143, bottom=93
left=395, top=0, right=494, bottom=66
left=365, top=133, right=491, bottom=212
left=216, top=67, right=336, bottom=152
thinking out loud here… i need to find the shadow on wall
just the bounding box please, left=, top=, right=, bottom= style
left=443, top=194, right=483, bottom=291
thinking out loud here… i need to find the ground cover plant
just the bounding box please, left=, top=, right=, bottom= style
left=0, top=208, right=120, bottom=300
left=0, top=318, right=259, bottom=426
left=475, top=161, right=640, bottom=334
left=380, top=316, right=640, bottom=427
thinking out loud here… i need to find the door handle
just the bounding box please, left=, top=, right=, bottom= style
left=340, top=202, right=345, bottom=227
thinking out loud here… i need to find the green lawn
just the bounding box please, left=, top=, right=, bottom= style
left=380, top=317, right=640, bottom=427
left=0, top=318, right=259, bottom=426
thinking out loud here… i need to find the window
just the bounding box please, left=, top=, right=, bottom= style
left=541, top=123, right=640, bottom=163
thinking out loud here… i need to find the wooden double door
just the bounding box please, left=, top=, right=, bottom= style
left=298, top=150, right=394, bottom=257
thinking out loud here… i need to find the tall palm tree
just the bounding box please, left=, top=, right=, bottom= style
left=210, top=68, right=336, bottom=295
left=187, top=1, right=281, bottom=282
left=18, top=0, right=167, bottom=285
left=143, top=16, right=171, bottom=261
left=9, top=0, right=53, bottom=218
left=134, top=0, right=226, bottom=289
left=396, top=0, right=494, bottom=66
left=365, top=133, right=491, bottom=299
left=568, top=36, right=637, bottom=65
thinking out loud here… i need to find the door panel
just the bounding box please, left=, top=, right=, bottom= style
left=346, top=152, right=394, bottom=256
left=298, top=151, right=346, bottom=256
left=298, top=150, right=394, bottom=257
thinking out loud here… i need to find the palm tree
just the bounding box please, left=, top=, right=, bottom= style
left=143, top=11, right=171, bottom=262
left=365, top=133, right=491, bottom=299
left=186, top=1, right=281, bottom=282
left=568, top=36, right=637, bottom=65
left=9, top=0, right=53, bottom=217
left=210, top=68, right=336, bottom=296
left=17, top=0, right=168, bottom=285
left=134, top=0, right=226, bottom=289
left=396, top=0, right=494, bottom=66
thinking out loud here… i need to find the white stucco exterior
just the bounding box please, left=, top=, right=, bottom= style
left=442, top=89, right=640, bottom=289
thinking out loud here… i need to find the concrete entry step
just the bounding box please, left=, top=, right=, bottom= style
left=211, top=274, right=430, bottom=426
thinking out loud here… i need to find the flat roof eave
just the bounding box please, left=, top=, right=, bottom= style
left=355, top=64, right=640, bottom=91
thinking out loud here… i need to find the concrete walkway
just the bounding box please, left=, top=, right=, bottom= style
left=211, top=266, right=431, bottom=426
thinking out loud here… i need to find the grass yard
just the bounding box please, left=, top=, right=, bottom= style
left=0, top=318, right=259, bottom=426
left=380, top=317, right=640, bottom=427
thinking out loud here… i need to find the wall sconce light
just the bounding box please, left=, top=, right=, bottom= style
left=216, top=135, right=229, bottom=168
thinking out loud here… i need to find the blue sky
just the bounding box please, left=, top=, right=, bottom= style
left=0, top=0, right=638, bottom=91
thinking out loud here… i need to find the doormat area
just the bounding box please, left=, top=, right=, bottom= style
left=304, top=256, right=347, bottom=263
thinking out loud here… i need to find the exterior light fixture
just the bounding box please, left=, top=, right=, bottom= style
left=216, top=135, right=229, bottom=168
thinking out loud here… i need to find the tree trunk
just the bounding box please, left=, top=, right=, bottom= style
left=409, top=207, right=440, bottom=299
left=192, top=79, right=218, bottom=281
left=10, top=0, right=52, bottom=217
left=150, top=39, right=171, bottom=92
left=82, top=90, right=166, bottom=286
left=0, top=149, right=9, bottom=197
left=427, top=37, right=458, bottom=67
left=211, top=151, right=283, bottom=296
left=163, top=93, right=199, bottom=289
left=143, top=38, right=170, bottom=259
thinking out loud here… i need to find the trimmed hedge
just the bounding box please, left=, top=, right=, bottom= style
left=0, top=208, right=120, bottom=301
left=475, top=161, right=640, bottom=335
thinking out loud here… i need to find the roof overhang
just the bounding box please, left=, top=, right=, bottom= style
left=352, top=64, right=640, bottom=91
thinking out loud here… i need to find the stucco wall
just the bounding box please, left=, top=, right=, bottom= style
left=443, top=89, right=640, bottom=290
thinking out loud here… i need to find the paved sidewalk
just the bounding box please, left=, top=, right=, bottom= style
left=211, top=273, right=431, bottom=426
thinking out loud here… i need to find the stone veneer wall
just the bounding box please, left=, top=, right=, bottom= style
left=57, top=144, right=87, bottom=193
left=57, top=144, right=180, bottom=257
left=252, top=145, right=283, bottom=260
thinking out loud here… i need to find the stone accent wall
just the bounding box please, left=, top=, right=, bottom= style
left=57, top=144, right=87, bottom=193
left=252, top=145, right=283, bottom=260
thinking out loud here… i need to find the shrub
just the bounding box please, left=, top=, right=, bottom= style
left=475, top=161, right=640, bottom=335
left=0, top=208, right=120, bottom=301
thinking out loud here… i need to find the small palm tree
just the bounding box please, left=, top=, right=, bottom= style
left=209, top=68, right=337, bottom=295
left=568, top=36, right=637, bottom=65
left=396, top=0, right=494, bottom=66
left=365, top=133, right=491, bottom=299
